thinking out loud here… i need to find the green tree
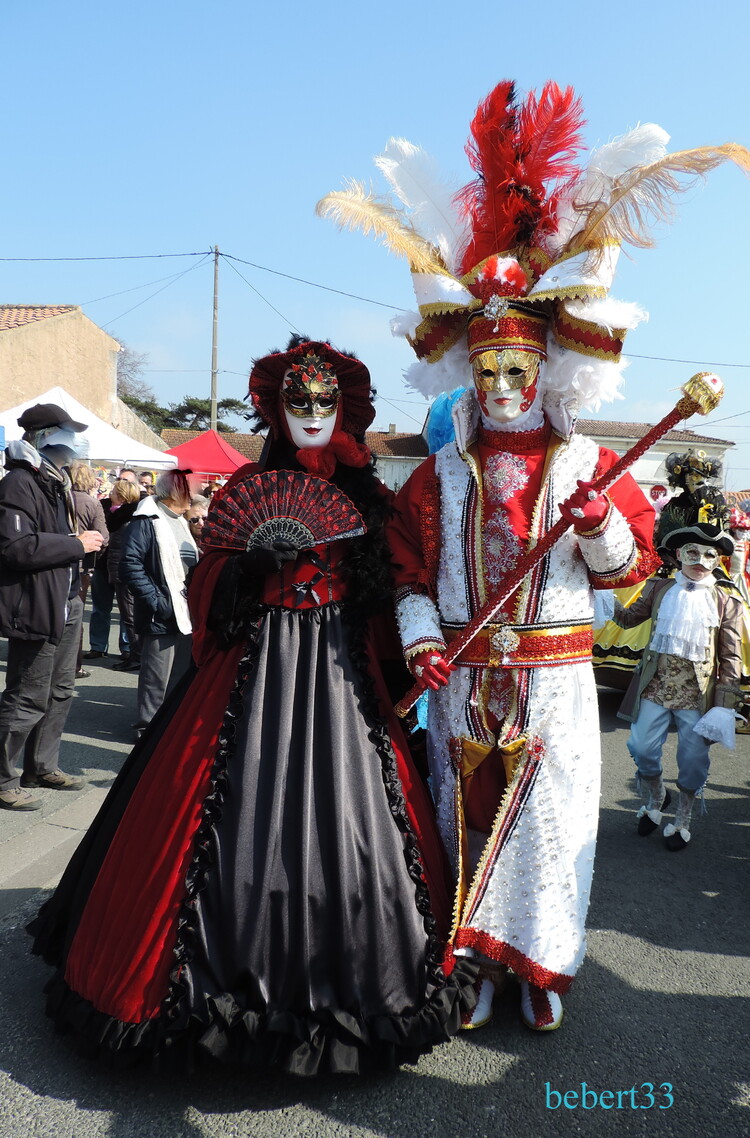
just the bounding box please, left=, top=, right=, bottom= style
left=163, top=396, right=250, bottom=433
left=115, top=338, right=250, bottom=433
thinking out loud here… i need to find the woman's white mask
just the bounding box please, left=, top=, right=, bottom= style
left=284, top=407, right=337, bottom=450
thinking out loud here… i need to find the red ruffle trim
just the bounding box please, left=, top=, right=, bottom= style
left=453, top=927, right=576, bottom=995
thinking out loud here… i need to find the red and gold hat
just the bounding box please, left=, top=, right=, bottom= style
left=318, top=79, right=750, bottom=406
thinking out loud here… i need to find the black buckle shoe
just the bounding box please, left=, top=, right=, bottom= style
left=636, top=789, right=671, bottom=836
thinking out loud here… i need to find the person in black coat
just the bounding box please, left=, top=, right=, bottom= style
left=105, top=479, right=141, bottom=672
left=119, top=469, right=197, bottom=737
left=0, top=404, right=104, bottom=810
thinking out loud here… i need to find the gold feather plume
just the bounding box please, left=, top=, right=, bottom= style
left=567, top=143, right=750, bottom=255
left=316, top=180, right=447, bottom=275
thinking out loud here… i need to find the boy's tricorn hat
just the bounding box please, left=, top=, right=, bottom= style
left=660, top=522, right=734, bottom=557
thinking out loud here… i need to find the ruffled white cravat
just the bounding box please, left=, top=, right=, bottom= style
left=650, top=571, right=718, bottom=662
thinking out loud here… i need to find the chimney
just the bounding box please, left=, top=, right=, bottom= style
left=388, top=423, right=396, bottom=435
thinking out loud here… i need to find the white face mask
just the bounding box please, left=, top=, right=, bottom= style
left=283, top=406, right=336, bottom=450
left=38, top=428, right=89, bottom=460
left=477, top=386, right=528, bottom=423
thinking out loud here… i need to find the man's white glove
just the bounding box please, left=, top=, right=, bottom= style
left=693, top=705, right=736, bottom=750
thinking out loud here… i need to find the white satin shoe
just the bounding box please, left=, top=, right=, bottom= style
left=460, top=978, right=495, bottom=1030
left=520, top=980, right=563, bottom=1031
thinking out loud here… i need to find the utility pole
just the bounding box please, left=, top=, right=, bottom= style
left=210, top=245, right=219, bottom=431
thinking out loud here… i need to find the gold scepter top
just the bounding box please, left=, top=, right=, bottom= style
left=677, top=372, right=724, bottom=418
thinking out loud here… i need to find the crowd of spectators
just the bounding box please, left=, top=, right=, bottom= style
left=0, top=402, right=212, bottom=807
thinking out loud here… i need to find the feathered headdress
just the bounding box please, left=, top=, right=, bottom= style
left=317, top=80, right=750, bottom=428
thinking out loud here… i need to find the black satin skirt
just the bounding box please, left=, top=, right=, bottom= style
left=31, top=603, right=475, bottom=1074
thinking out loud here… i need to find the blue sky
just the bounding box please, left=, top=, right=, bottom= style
left=3, top=2, right=750, bottom=485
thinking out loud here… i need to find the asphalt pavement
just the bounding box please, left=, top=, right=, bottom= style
left=0, top=633, right=748, bottom=1138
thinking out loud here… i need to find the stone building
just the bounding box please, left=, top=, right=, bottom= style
left=0, top=305, right=165, bottom=450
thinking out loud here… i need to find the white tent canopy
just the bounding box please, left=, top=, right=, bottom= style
left=0, top=386, right=176, bottom=469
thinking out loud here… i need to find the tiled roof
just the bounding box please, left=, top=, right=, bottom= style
left=0, top=305, right=78, bottom=331
left=161, top=420, right=731, bottom=462
left=367, top=431, right=428, bottom=458
left=726, top=490, right=750, bottom=507
left=577, top=419, right=731, bottom=447
left=161, top=428, right=430, bottom=460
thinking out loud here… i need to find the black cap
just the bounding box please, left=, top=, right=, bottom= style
left=660, top=522, right=734, bottom=557
left=17, top=403, right=88, bottom=433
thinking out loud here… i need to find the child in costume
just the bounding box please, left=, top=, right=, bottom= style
left=28, top=336, right=476, bottom=1074
left=615, top=523, right=743, bottom=849
left=317, top=80, right=748, bottom=1031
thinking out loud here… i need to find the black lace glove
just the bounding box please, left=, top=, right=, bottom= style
left=238, top=541, right=299, bottom=576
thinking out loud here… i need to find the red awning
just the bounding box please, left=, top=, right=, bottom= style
left=164, top=429, right=247, bottom=476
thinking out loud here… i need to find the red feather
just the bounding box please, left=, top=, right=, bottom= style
left=516, top=82, right=585, bottom=235
left=456, top=80, right=585, bottom=275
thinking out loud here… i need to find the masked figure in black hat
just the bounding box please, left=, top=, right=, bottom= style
left=613, top=524, right=743, bottom=849
left=657, top=450, right=729, bottom=548
left=0, top=403, right=104, bottom=810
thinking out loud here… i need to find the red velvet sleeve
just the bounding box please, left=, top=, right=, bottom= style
left=593, top=446, right=660, bottom=588
left=387, top=455, right=440, bottom=597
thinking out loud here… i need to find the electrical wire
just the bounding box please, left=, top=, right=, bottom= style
left=627, top=352, right=750, bottom=369
left=221, top=257, right=301, bottom=335
left=375, top=394, right=425, bottom=427
left=103, top=254, right=213, bottom=328
left=220, top=252, right=398, bottom=310
left=82, top=265, right=212, bottom=305
left=0, top=251, right=211, bottom=262
left=7, top=246, right=750, bottom=372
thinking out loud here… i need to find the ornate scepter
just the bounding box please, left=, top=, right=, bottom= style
left=394, top=372, right=724, bottom=718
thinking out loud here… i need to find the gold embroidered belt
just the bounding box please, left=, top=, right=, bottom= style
left=442, top=622, right=594, bottom=668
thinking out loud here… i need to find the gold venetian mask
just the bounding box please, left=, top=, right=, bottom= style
left=281, top=352, right=340, bottom=418
left=471, top=348, right=541, bottom=393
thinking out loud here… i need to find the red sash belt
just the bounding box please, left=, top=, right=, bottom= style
left=442, top=621, right=594, bottom=668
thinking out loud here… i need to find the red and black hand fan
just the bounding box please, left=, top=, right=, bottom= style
left=202, top=469, right=367, bottom=552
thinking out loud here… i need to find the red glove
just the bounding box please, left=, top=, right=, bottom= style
left=407, top=650, right=456, bottom=692
left=559, top=480, right=610, bottom=533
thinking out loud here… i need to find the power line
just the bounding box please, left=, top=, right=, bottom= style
left=375, top=394, right=425, bottom=427
left=0, top=251, right=212, bottom=262
left=103, top=255, right=213, bottom=328
left=699, top=410, right=750, bottom=427
left=7, top=245, right=750, bottom=371
left=82, top=265, right=209, bottom=305
left=220, top=252, right=398, bottom=310
left=628, top=353, right=750, bottom=369
left=221, top=257, right=301, bottom=335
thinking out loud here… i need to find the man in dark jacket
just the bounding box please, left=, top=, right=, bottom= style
left=0, top=404, right=104, bottom=810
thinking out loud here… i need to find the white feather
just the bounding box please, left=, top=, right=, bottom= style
left=564, top=296, right=648, bottom=334
left=375, top=137, right=469, bottom=275
left=543, top=334, right=629, bottom=411
left=402, top=338, right=473, bottom=399
left=551, top=124, right=671, bottom=252
left=390, top=309, right=421, bottom=339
